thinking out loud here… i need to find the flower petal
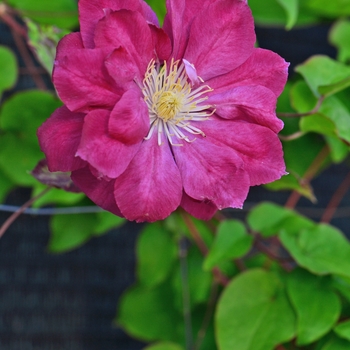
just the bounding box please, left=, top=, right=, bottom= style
left=208, top=85, right=283, bottom=133
left=93, top=10, right=154, bottom=73
left=200, top=117, right=286, bottom=186
left=55, top=32, right=83, bottom=61
left=79, top=0, right=158, bottom=48
left=207, top=48, right=289, bottom=97
left=163, top=0, right=213, bottom=59
left=114, top=137, right=182, bottom=222
left=149, top=24, right=172, bottom=61
left=172, top=136, right=250, bottom=209
left=184, top=0, right=255, bottom=80
left=53, top=48, right=120, bottom=112
left=76, top=109, right=141, bottom=178
left=71, top=166, right=122, bottom=217
left=108, top=88, right=149, bottom=144
left=37, top=106, right=86, bottom=172
left=180, top=192, right=218, bottom=220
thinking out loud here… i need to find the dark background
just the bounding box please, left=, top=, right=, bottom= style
left=1, top=19, right=349, bottom=350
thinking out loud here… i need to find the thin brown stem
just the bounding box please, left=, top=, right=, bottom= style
left=0, top=187, right=51, bottom=239
left=278, top=96, right=325, bottom=118
left=180, top=211, right=229, bottom=286
left=321, top=171, right=350, bottom=223
left=285, top=145, right=330, bottom=209
left=0, top=4, right=27, bottom=37
left=279, top=131, right=305, bottom=141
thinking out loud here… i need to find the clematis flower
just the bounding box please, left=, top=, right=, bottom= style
left=38, top=0, right=288, bottom=222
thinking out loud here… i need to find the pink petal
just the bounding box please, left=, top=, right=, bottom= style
left=163, top=0, right=213, bottom=59
left=53, top=48, right=120, bottom=112
left=37, top=106, right=86, bottom=172
left=79, top=0, right=158, bottom=48
left=93, top=10, right=154, bottom=73
left=200, top=117, right=286, bottom=186
left=183, top=0, right=255, bottom=81
left=71, top=166, right=122, bottom=217
left=108, top=88, right=149, bottom=144
left=183, top=59, right=201, bottom=87
left=208, top=86, right=283, bottom=133
left=149, top=24, right=172, bottom=61
left=76, top=109, right=141, bottom=178
left=55, top=32, right=83, bottom=61
left=180, top=192, right=217, bottom=220
left=207, top=48, right=289, bottom=97
left=172, top=136, right=250, bottom=209
left=105, top=47, right=142, bottom=89
left=114, top=137, right=182, bottom=222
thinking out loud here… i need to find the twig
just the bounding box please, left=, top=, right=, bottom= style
left=0, top=4, right=27, bottom=37
left=279, top=131, right=305, bottom=141
left=321, top=171, right=350, bottom=223
left=0, top=187, right=51, bottom=239
left=277, top=96, right=325, bottom=118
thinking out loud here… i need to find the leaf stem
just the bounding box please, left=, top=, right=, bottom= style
left=0, top=187, right=51, bottom=239
left=277, top=96, right=325, bottom=118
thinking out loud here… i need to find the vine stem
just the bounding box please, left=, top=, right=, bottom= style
left=180, top=211, right=229, bottom=286
left=321, top=171, right=350, bottom=223
left=277, top=96, right=325, bottom=118
left=0, top=187, right=51, bottom=239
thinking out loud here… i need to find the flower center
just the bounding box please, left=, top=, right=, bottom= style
left=142, top=59, right=214, bottom=146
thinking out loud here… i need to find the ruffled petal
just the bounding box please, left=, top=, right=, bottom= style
left=79, top=0, right=158, bottom=48
left=71, top=166, right=122, bottom=217
left=53, top=48, right=120, bottom=112
left=114, top=137, right=182, bottom=222
left=76, top=109, right=141, bottom=178
left=180, top=192, right=218, bottom=220
left=183, top=0, right=255, bottom=81
left=207, top=48, right=289, bottom=97
left=93, top=10, right=154, bottom=73
left=149, top=24, right=172, bottom=61
left=37, top=106, right=86, bottom=172
left=55, top=32, right=83, bottom=61
left=108, top=88, right=149, bottom=144
left=200, top=117, right=286, bottom=186
left=163, top=0, right=213, bottom=59
left=172, top=136, right=250, bottom=209
left=208, top=85, right=283, bottom=132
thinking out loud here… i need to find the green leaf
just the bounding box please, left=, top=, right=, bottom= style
left=276, top=0, right=299, bottom=29
left=280, top=224, right=350, bottom=278
left=7, top=0, right=78, bottom=29
left=94, top=211, right=125, bottom=236
left=117, top=283, right=182, bottom=342
left=145, top=0, right=166, bottom=24
left=143, top=342, right=184, bottom=350
left=329, top=19, right=350, bottom=63
left=0, top=46, right=17, bottom=97
left=0, top=169, right=15, bottom=203
left=300, top=115, right=336, bottom=136
left=334, top=320, right=350, bottom=341
left=247, top=202, right=295, bottom=237
left=295, top=55, right=350, bottom=97
left=332, top=275, right=350, bottom=303
left=137, top=223, right=177, bottom=288
left=48, top=213, right=98, bottom=252
left=216, top=269, right=295, bottom=350
left=287, top=269, right=341, bottom=345
left=26, top=18, right=69, bottom=73
left=203, top=220, right=252, bottom=270
left=305, top=0, right=350, bottom=17
left=325, top=135, right=349, bottom=163
left=248, top=0, right=287, bottom=26
left=321, top=336, right=350, bottom=350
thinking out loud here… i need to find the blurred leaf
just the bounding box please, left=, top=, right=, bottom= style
left=203, top=220, right=252, bottom=270
left=94, top=211, right=125, bottom=236
left=117, top=283, right=182, bottom=342
left=145, top=0, right=166, bottom=24
left=305, top=0, right=350, bottom=17
left=26, top=18, right=69, bottom=73
left=280, top=224, right=350, bottom=278
left=0, top=169, right=15, bottom=203
left=0, top=46, right=17, bottom=97
left=7, top=0, right=78, bottom=29
left=49, top=213, right=98, bottom=252
left=216, top=269, right=295, bottom=350
left=329, top=19, right=350, bottom=63
left=320, top=336, right=350, bottom=350
left=248, top=0, right=287, bottom=26
left=137, top=223, right=177, bottom=288
left=0, top=90, right=61, bottom=143
left=334, top=320, right=350, bottom=341
left=300, top=115, right=336, bottom=136
left=276, top=0, right=298, bottom=29
left=172, top=247, right=212, bottom=308
left=287, top=269, right=341, bottom=345
left=332, top=275, right=350, bottom=303
left=325, top=136, right=349, bottom=163
left=295, top=55, right=350, bottom=97
left=143, top=342, right=184, bottom=350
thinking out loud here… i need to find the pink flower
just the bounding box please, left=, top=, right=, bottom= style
left=38, top=0, right=288, bottom=222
